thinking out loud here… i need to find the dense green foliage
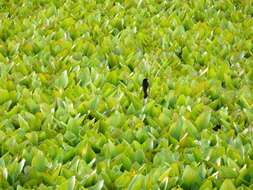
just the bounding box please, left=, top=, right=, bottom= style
left=0, top=0, right=253, bottom=189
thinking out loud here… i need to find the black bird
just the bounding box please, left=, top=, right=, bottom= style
left=142, top=78, right=149, bottom=99
left=213, top=124, right=221, bottom=131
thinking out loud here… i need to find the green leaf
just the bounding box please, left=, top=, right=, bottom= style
left=195, top=111, right=211, bottom=130
left=219, top=166, right=238, bottom=179
left=199, top=179, right=213, bottom=190
left=115, top=172, right=132, bottom=189
left=220, top=179, right=236, bottom=190
left=113, top=153, right=132, bottom=171
left=78, top=68, right=91, bottom=86
left=182, top=165, right=201, bottom=188
left=26, top=132, right=38, bottom=145
left=31, top=151, right=48, bottom=172
left=169, top=117, right=183, bottom=140
left=0, top=130, right=6, bottom=144
left=88, top=180, right=104, bottom=190
left=208, top=146, right=225, bottom=161
left=8, top=159, right=25, bottom=184
left=18, top=114, right=30, bottom=131
left=0, top=89, right=9, bottom=104
left=133, top=150, right=145, bottom=165
left=128, top=174, right=144, bottom=190
left=55, top=70, right=69, bottom=89
left=57, top=176, right=76, bottom=190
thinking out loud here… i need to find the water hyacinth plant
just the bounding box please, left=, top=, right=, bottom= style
left=0, top=0, right=253, bottom=189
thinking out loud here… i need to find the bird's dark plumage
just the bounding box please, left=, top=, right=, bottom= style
left=142, top=78, right=149, bottom=99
